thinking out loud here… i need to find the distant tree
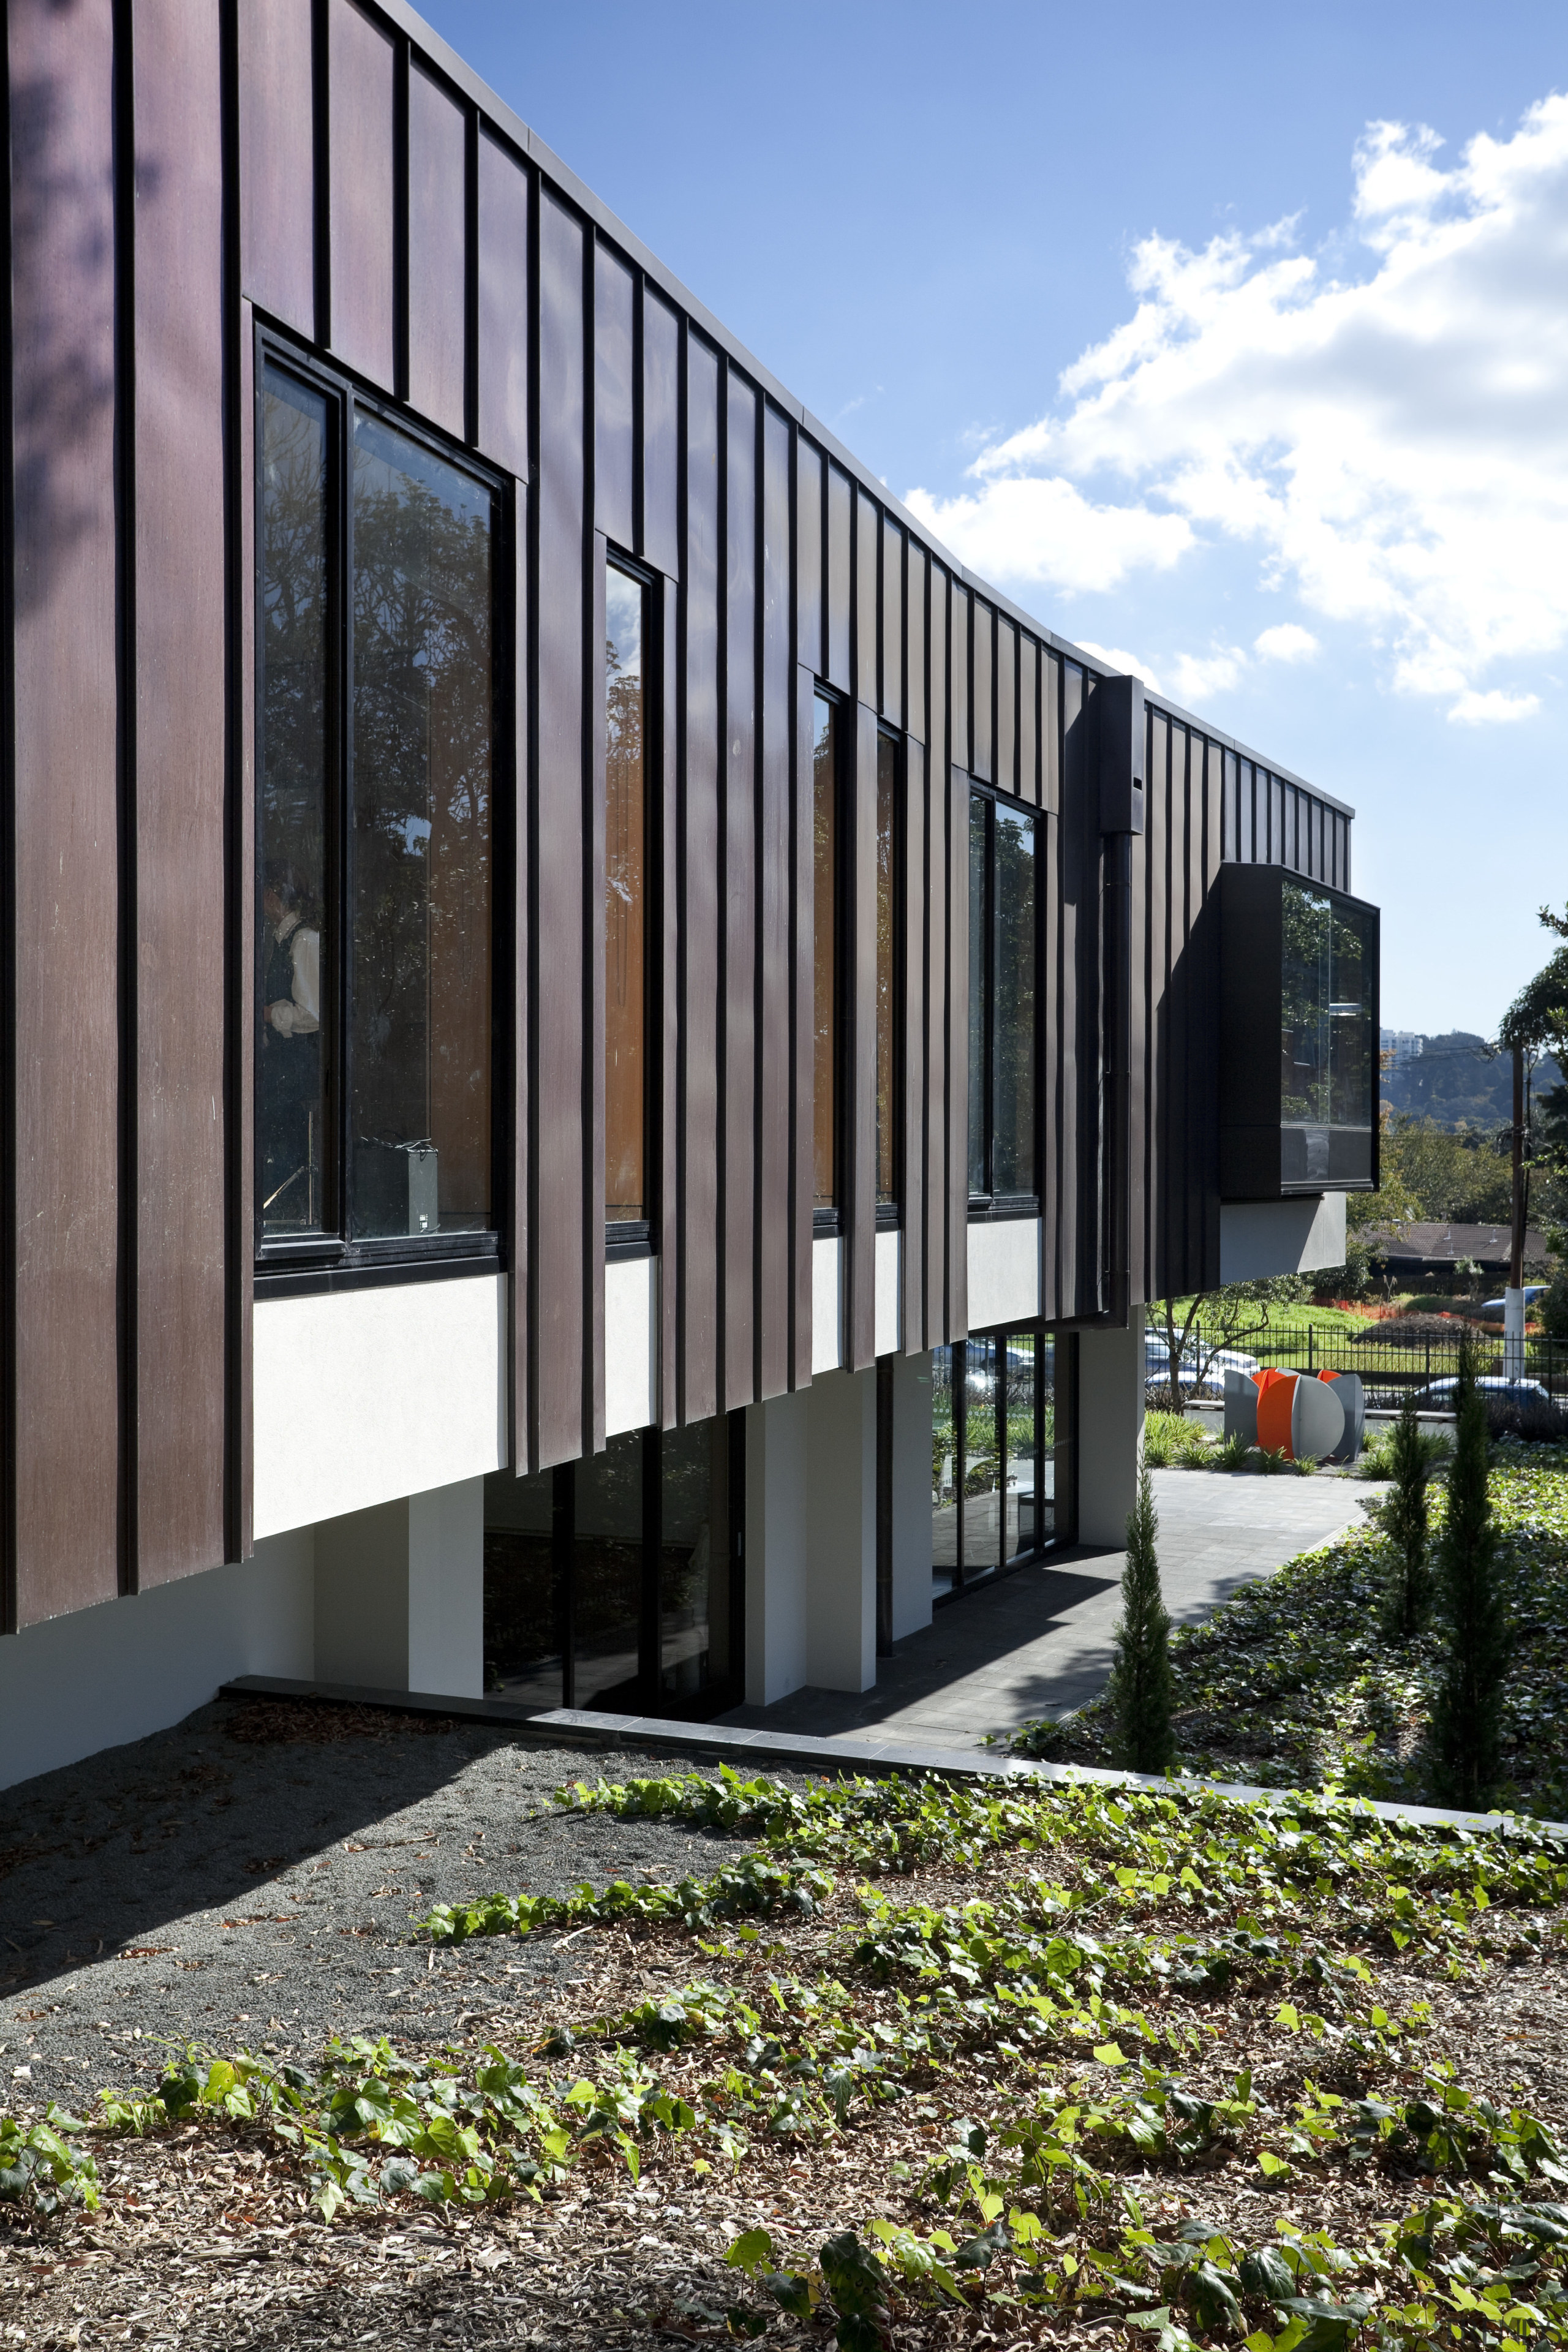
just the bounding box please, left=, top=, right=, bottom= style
left=1107, top=1466, right=1175, bottom=1774
left=1381, top=1393, right=1444, bottom=1640
left=1428, top=1336, right=1511, bottom=1811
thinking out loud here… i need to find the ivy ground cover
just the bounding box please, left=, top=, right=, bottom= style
left=4, top=1762, right=1568, bottom=2349
left=1004, top=1444, right=1568, bottom=1822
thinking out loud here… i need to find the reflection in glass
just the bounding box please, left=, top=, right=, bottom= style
left=1280, top=880, right=1374, bottom=1187
left=932, top=1332, right=1057, bottom=1600
left=606, top=566, right=647, bottom=1221
left=993, top=808, right=1036, bottom=1196
left=968, top=794, right=987, bottom=1194
left=961, top=1336, right=1001, bottom=1581
left=876, top=733, right=899, bottom=1207
left=813, top=695, right=839, bottom=1210
left=930, top=1346, right=959, bottom=1599
left=350, top=411, right=494, bottom=1239
left=259, top=367, right=331, bottom=1237
left=481, top=1466, right=562, bottom=1706
left=660, top=1421, right=729, bottom=1700
left=573, top=1434, right=644, bottom=1708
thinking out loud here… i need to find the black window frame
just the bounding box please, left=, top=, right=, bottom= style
left=967, top=776, right=1042, bottom=1219
left=810, top=682, right=848, bottom=1236
left=252, top=326, right=511, bottom=1289
left=874, top=720, right=903, bottom=1231
left=602, top=544, right=662, bottom=1259
left=930, top=1324, right=1072, bottom=1603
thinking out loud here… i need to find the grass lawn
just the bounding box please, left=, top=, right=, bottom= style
left=6, top=1766, right=1568, bottom=2346
left=1007, top=1443, right=1568, bottom=1823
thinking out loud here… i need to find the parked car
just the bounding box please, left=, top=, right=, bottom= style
left=1145, top=1335, right=1260, bottom=1396
left=1477, top=1287, right=1547, bottom=1315
left=1409, top=1376, right=1550, bottom=1410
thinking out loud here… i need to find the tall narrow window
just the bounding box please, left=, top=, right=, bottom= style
left=605, top=564, right=648, bottom=1223
left=257, top=349, right=499, bottom=1265
left=875, top=730, right=899, bottom=1209
left=350, top=412, right=495, bottom=1238
left=968, top=787, right=1039, bottom=1204
left=812, top=693, right=839, bottom=1212
left=259, top=369, right=333, bottom=1238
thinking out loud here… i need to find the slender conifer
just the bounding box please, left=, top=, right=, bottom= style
left=1108, top=1463, right=1175, bottom=1773
left=1429, top=1336, right=1511, bottom=1809
left=1382, top=1392, right=1434, bottom=1640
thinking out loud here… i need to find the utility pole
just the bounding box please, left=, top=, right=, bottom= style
left=1506, top=1042, right=1526, bottom=1379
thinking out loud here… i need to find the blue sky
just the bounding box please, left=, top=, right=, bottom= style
left=420, top=1, right=1568, bottom=1038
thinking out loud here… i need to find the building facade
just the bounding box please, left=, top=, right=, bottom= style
left=0, top=0, right=1377, bottom=1787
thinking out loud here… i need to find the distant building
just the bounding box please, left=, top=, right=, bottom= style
left=1364, top=1223, right=1553, bottom=1281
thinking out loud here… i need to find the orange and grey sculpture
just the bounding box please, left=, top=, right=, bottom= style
left=1222, top=1366, right=1365, bottom=1465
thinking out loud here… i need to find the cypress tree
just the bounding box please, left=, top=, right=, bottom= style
left=1382, top=1392, right=1434, bottom=1640
left=1108, top=1463, right=1175, bottom=1773
left=1428, top=1336, right=1511, bottom=1810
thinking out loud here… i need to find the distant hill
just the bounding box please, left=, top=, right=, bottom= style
left=1380, top=1030, right=1564, bottom=1130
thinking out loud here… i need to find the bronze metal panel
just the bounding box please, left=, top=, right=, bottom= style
left=326, top=0, right=396, bottom=393
left=475, top=129, right=529, bottom=481
left=845, top=703, right=880, bottom=1370
left=679, top=335, right=721, bottom=1425
left=657, top=575, right=680, bottom=1424
left=796, top=440, right=822, bottom=682
left=532, top=190, right=587, bottom=1468
left=594, top=241, right=634, bottom=549
left=509, top=496, right=532, bottom=1471
left=904, top=541, right=926, bottom=748
left=1126, top=717, right=1149, bottom=1305
left=1018, top=635, right=1038, bottom=805
left=949, top=584, right=969, bottom=776
left=880, top=514, right=902, bottom=728
left=1145, top=710, right=1169, bottom=1299
left=971, top=599, right=993, bottom=784
left=900, top=736, right=925, bottom=1352
left=588, top=542, right=607, bottom=1453
left=407, top=61, right=467, bottom=439
left=1196, top=739, right=1224, bottom=1290
left=825, top=463, right=851, bottom=692
left=945, top=762, right=970, bottom=1337
left=132, top=0, right=228, bottom=1587
left=920, top=722, right=946, bottom=1347
left=1057, top=665, right=1083, bottom=1315
left=236, top=0, right=314, bottom=336
left=723, top=371, right=758, bottom=1410
left=995, top=619, right=1016, bottom=796
left=757, top=402, right=791, bottom=1401
left=791, top=665, right=817, bottom=1388
left=1039, top=803, right=1060, bottom=1322
left=7, top=0, right=123, bottom=1624
left=855, top=489, right=878, bottom=712
left=642, top=287, right=679, bottom=578
left=1042, top=648, right=1061, bottom=813
left=1172, top=728, right=1196, bottom=1288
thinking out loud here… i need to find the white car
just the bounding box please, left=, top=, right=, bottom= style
left=1145, top=1335, right=1261, bottom=1395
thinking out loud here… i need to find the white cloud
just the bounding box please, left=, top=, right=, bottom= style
left=1254, top=622, right=1320, bottom=663
left=1169, top=647, right=1247, bottom=705
left=1074, top=640, right=1164, bottom=693
left=912, top=94, right=1568, bottom=710
left=1446, top=687, right=1540, bottom=725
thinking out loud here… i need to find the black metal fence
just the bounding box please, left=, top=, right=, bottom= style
left=1173, top=1320, right=1568, bottom=1410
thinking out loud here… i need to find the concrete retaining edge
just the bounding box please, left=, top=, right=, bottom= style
left=219, top=1675, right=1568, bottom=1844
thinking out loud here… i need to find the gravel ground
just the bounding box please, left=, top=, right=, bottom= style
left=0, top=1698, right=756, bottom=2104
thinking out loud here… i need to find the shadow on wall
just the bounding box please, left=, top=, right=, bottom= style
left=10, top=47, right=119, bottom=616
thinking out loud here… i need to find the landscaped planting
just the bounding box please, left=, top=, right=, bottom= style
left=1005, top=1446, right=1568, bottom=1822
left=4, top=1764, right=1568, bottom=2346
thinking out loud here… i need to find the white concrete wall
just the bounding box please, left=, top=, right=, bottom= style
left=812, top=1236, right=843, bottom=1373
left=0, top=1531, right=315, bottom=1793
left=606, top=1255, right=658, bottom=1435
left=890, top=1350, right=933, bottom=1641
left=967, top=1218, right=1042, bottom=1329
left=1220, top=1193, right=1346, bottom=1284
left=744, top=1389, right=810, bottom=1705
left=804, top=1367, right=876, bottom=1691
left=875, top=1230, right=901, bottom=1356
left=1077, top=1306, right=1146, bottom=1548
left=254, top=1274, right=508, bottom=1539
left=315, top=1477, right=485, bottom=1698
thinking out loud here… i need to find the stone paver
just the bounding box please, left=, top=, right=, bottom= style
left=722, top=1468, right=1384, bottom=1752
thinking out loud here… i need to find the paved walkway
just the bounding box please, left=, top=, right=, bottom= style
left=722, top=1468, right=1384, bottom=1753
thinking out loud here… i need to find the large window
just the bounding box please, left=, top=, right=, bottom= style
left=931, top=1332, right=1060, bottom=1600
left=481, top=1417, right=741, bottom=1716
left=812, top=693, right=840, bottom=1215
left=258, top=351, right=497, bottom=1259
left=605, top=564, right=649, bottom=1226
left=968, top=789, right=1038, bottom=1205
left=876, top=729, right=900, bottom=1212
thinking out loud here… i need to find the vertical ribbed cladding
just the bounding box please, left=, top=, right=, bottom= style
left=757, top=402, right=793, bottom=1401
left=113, top=0, right=138, bottom=1594
left=678, top=332, right=720, bottom=1427
left=0, top=8, right=14, bottom=1630
left=720, top=368, right=756, bottom=1412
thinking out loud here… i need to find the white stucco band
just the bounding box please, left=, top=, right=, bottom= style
left=254, top=1274, right=508, bottom=1540
left=967, top=1217, right=1042, bottom=1329
left=606, top=1253, right=658, bottom=1434
left=1219, top=1193, right=1346, bottom=1285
